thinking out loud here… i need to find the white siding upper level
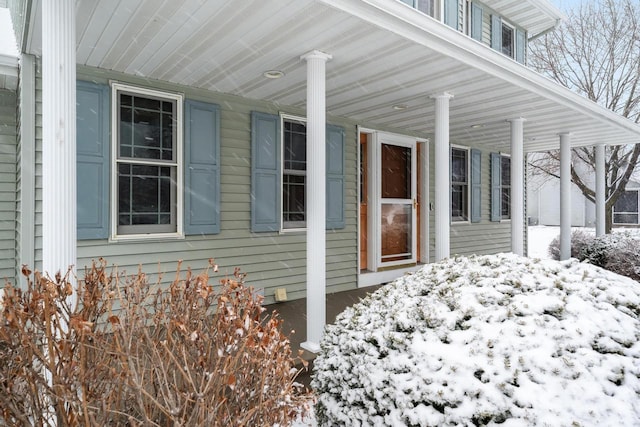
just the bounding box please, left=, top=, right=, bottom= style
left=396, top=0, right=563, bottom=64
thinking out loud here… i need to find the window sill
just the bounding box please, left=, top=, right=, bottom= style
left=109, top=232, right=185, bottom=243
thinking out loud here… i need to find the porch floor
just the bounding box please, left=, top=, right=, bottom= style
left=265, top=284, right=383, bottom=388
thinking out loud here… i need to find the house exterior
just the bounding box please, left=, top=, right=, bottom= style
left=2, top=0, right=640, bottom=351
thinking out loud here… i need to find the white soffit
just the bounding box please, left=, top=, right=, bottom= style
left=480, top=0, right=564, bottom=37
left=25, top=0, right=640, bottom=152
left=0, top=7, right=19, bottom=90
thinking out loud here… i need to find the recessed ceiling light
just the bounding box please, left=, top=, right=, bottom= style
left=263, top=70, right=285, bottom=79
left=392, top=104, right=409, bottom=111
left=470, top=124, right=484, bottom=129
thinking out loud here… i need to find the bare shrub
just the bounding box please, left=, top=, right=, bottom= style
left=547, top=229, right=593, bottom=260
left=0, top=260, right=308, bottom=426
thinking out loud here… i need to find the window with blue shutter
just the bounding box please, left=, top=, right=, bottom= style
left=470, top=149, right=481, bottom=223
left=490, top=152, right=502, bottom=222
left=470, top=3, right=483, bottom=42
left=251, top=112, right=346, bottom=232
left=77, top=81, right=110, bottom=240
left=251, top=112, right=281, bottom=232
left=444, top=0, right=459, bottom=30
left=184, top=100, right=221, bottom=235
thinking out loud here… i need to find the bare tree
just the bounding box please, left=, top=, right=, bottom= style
left=528, top=0, right=640, bottom=232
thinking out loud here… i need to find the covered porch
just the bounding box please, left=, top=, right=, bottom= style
left=23, top=0, right=640, bottom=353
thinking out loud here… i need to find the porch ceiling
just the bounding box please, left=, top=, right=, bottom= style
left=26, top=0, right=640, bottom=152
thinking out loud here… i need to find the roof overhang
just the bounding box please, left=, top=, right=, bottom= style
left=481, top=0, right=564, bottom=38
left=0, top=7, right=19, bottom=90
left=23, top=0, right=640, bottom=152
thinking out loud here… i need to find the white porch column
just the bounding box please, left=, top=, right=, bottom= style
left=301, top=50, right=331, bottom=354
left=42, top=0, right=76, bottom=290
left=432, top=93, right=453, bottom=261
left=595, top=144, right=606, bottom=237
left=508, top=118, right=526, bottom=256
left=559, top=133, right=572, bottom=260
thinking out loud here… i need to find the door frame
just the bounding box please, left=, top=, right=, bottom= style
left=357, top=128, right=429, bottom=280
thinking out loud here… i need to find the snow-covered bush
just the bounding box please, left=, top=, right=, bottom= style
left=549, top=231, right=640, bottom=281
left=547, top=229, right=593, bottom=260
left=312, top=254, right=640, bottom=426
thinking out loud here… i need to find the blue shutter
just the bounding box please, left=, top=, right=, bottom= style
left=470, top=3, right=483, bottom=42
left=444, top=0, right=459, bottom=30
left=491, top=15, right=502, bottom=51
left=251, top=112, right=281, bottom=232
left=490, top=152, right=502, bottom=222
left=515, top=29, right=526, bottom=64
left=470, top=149, right=482, bottom=223
left=184, top=100, right=220, bottom=235
left=77, top=81, right=109, bottom=240
left=326, top=125, right=345, bottom=229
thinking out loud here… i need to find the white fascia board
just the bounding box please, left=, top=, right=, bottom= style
left=0, top=53, right=19, bottom=77
left=319, top=0, right=640, bottom=141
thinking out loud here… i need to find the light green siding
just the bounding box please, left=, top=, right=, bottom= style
left=0, top=89, right=17, bottom=283
left=27, top=66, right=360, bottom=304
left=428, top=143, right=512, bottom=261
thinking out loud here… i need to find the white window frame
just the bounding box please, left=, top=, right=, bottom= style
left=501, top=20, right=515, bottom=58
left=397, top=0, right=439, bottom=19
left=612, top=190, right=640, bottom=225
left=110, top=82, right=184, bottom=241
left=451, top=145, right=470, bottom=224
left=280, top=113, right=308, bottom=232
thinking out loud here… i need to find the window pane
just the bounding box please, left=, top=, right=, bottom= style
left=284, top=121, right=306, bottom=171
left=119, top=93, right=175, bottom=162
left=613, top=213, right=639, bottom=224
left=452, top=149, right=467, bottom=184
left=501, top=187, right=511, bottom=218
left=452, top=184, right=468, bottom=221
left=381, top=144, right=411, bottom=199
left=118, top=164, right=174, bottom=227
left=501, top=157, right=510, bottom=185
left=613, top=191, right=638, bottom=213
left=502, top=24, right=514, bottom=57
left=283, top=174, right=305, bottom=225
left=381, top=203, right=412, bottom=261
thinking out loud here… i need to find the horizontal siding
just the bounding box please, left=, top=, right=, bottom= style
left=60, top=66, right=358, bottom=304
left=0, top=89, right=17, bottom=283
left=428, top=142, right=511, bottom=261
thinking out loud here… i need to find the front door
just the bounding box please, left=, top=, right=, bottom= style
left=378, top=137, right=417, bottom=267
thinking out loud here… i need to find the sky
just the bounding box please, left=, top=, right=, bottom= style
left=552, top=0, right=584, bottom=10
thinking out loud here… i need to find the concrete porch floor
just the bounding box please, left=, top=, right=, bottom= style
left=265, top=284, right=383, bottom=388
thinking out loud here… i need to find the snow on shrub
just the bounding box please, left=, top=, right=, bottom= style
left=549, top=230, right=640, bottom=281
left=312, top=254, right=640, bottom=426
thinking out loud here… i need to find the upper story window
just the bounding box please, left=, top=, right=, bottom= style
left=112, top=83, right=183, bottom=237
left=399, top=0, right=437, bottom=18
left=501, top=21, right=515, bottom=58
left=451, top=147, right=469, bottom=222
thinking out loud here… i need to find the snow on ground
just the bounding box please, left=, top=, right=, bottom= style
left=312, top=254, right=640, bottom=426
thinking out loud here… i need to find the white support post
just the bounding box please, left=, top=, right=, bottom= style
left=419, top=140, right=430, bottom=264
left=508, top=118, right=526, bottom=256
left=432, top=93, right=453, bottom=262
left=301, top=50, right=331, bottom=354
left=559, top=133, right=572, bottom=260
left=42, top=0, right=77, bottom=296
left=595, top=144, right=606, bottom=237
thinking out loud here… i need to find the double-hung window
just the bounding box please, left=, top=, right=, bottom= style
left=501, top=21, right=515, bottom=58
left=282, top=117, right=307, bottom=229
left=398, top=0, right=436, bottom=18
left=112, top=83, right=183, bottom=237
left=613, top=191, right=639, bottom=224
left=451, top=147, right=469, bottom=222
left=501, top=155, right=511, bottom=219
